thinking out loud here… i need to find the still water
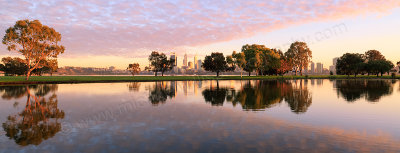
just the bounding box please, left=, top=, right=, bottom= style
left=0, top=79, right=399, bottom=153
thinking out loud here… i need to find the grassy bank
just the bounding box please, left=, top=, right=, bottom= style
left=0, top=75, right=399, bottom=85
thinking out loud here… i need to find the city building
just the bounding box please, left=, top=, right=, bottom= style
left=183, top=53, right=188, bottom=66
left=197, top=60, right=202, bottom=71
left=310, top=62, right=315, bottom=74
left=194, top=55, right=198, bottom=69
left=316, top=63, right=323, bottom=74
left=188, top=61, right=193, bottom=69
left=170, top=52, right=177, bottom=66
left=331, top=57, right=339, bottom=74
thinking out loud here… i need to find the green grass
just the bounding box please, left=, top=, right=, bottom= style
left=0, top=75, right=399, bottom=85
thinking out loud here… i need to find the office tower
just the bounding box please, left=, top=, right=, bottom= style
left=183, top=53, right=188, bottom=66
left=188, top=61, right=193, bottom=69
left=333, top=57, right=339, bottom=66
left=332, top=57, right=339, bottom=74
left=170, top=52, right=177, bottom=66
left=194, top=55, right=198, bottom=69
left=197, top=60, right=202, bottom=70
left=316, top=63, right=323, bottom=74
left=311, top=62, right=315, bottom=74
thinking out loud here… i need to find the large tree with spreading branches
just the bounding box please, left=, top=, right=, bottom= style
left=2, top=20, right=65, bottom=80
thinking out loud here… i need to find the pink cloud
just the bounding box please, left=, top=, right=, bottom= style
left=0, top=0, right=399, bottom=58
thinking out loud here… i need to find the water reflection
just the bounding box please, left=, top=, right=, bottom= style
left=1, top=85, right=64, bottom=146
left=335, top=80, right=395, bottom=102
left=202, top=81, right=228, bottom=106
left=147, top=82, right=175, bottom=105
left=201, top=80, right=312, bottom=113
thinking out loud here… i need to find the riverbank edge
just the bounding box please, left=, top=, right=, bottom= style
left=0, top=75, right=399, bottom=85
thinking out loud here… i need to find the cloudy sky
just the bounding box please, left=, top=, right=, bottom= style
left=1, top=0, right=400, bottom=69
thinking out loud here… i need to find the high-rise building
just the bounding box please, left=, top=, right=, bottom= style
left=170, top=52, right=177, bottom=66
left=197, top=60, right=202, bottom=71
left=333, top=57, right=339, bottom=66
left=316, top=63, right=323, bottom=74
left=310, top=62, right=315, bottom=74
left=188, top=61, right=193, bottom=69
left=331, top=57, right=339, bottom=74
left=183, top=53, right=188, bottom=66
left=194, top=55, right=198, bottom=69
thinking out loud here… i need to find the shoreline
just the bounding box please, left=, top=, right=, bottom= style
left=0, top=75, right=398, bottom=85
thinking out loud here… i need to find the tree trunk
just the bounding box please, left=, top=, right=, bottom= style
left=155, top=71, right=157, bottom=76
left=240, top=71, right=242, bottom=78
left=248, top=72, right=251, bottom=76
left=354, top=74, right=357, bottom=77
left=26, top=70, right=32, bottom=80
left=216, top=71, right=219, bottom=77
left=300, top=70, right=303, bottom=76
left=162, top=71, right=164, bottom=76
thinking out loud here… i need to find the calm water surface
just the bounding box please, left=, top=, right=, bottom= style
left=0, top=79, right=399, bottom=153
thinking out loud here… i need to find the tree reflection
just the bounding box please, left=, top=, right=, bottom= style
left=229, top=80, right=287, bottom=110
left=284, top=80, right=312, bottom=114
left=335, top=80, right=394, bottom=102
left=148, top=82, right=175, bottom=105
left=127, top=82, right=141, bottom=92
left=2, top=85, right=64, bottom=146
left=202, top=81, right=228, bottom=106
left=201, top=80, right=313, bottom=113
left=0, top=84, right=58, bottom=100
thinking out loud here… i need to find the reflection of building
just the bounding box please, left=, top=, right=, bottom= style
left=170, top=81, right=177, bottom=96
left=183, top=81, right=188, bottom=96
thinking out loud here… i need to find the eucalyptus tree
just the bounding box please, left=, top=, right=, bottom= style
left=2, top=20, right=65, bottom=80
left=202, top=52, right=229, bottom=77
left=285, top=41, right=312, bottom=76
left=127, top=63, right=141, bottom=76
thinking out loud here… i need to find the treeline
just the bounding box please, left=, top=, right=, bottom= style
left=336, top=50, right=396, bottom=77
left=202, top=41, right=312, bottom=76
left=0, top=57, right=58, bottom=76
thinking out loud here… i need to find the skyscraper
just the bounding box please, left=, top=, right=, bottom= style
left=183, top=53, right=188, bottom=66
left=188, top=61, right=193, bottom=69
left=332, top=57, right=339, bottom=74
left=194, top=55, right=198, bottom=69
left=311, top=62, right=315, bottom=74
left=197, top=60, right=202, bottom=71
left=316, top=62, right=323, bottom=74
left=170, top=52, right=177, bottom=66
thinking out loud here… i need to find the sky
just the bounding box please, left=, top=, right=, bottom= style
left=0, top=0, right=400, bottom=69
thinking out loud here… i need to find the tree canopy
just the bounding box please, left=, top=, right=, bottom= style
left=0, top=57, right=27, bottom=76
left=285, top=41, right=312, bottom=76
left=202, top=52, right=229, bottom=77
left=145, top=51, right=175, bottom=76
left=127, top=63, right=141, bottom=76
left=2, top=20, right=65, bottom=80
left=336, top=53, right=365, bottom=77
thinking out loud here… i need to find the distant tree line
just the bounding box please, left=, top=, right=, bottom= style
left=0, top=57, right=58, bottom=76
left=202, top=41, right=312, bottom=77
left=336, top=50, right=395, bottom=77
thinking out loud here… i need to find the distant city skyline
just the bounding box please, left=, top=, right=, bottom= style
left=1, top=1, right=400, bottom=69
